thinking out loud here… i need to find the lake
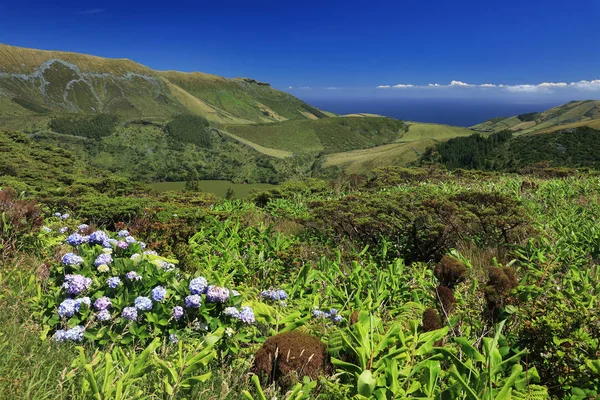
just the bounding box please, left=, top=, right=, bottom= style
left=148, top=180, right=276, bottom=198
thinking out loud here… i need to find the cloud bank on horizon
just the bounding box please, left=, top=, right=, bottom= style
left=376, top=80, right=600, bottom=93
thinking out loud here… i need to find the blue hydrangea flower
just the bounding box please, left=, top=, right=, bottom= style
left=185, top=295, right=202, bottom=308
left=75, top=297, right=91, bottom=309
left=53, top=329, right=67, bottom=342
left=54, top=212, right=62, bottom=217
left=61, top=253, right=84, bottom=266
left=238, top=307, right=255, bottom=324
left=134, top=296, right=152, bottom=311
left=78, top=224, right=89, bottom=232
left=125, top=236, right=136, bottom=244
left=151, top=286, right=166, bottom=302
left=206, top=286, right=230, bottom=303
left=169, top=334, right=179, bottom=344
left=312, top=308, right=325, bottom=318
left=60, top=213, right=70, bottom=220
left=125, top=271, right=142, bottom=281
left=94, top=253, right=113, bottom=267
left=59, top=227, right=69, bottom=234
left=122, top=307, right=138, bottom=321
left=66, top=233, right=88, bottom=246
left=64, top=326, right=84, bottom=341
left=107, top=276, right=121, bottom=289
left=172, top=306, right=184, bottom=320
left=41, top=226, right=52, bottom=233
left=94, top=296, right=112, bottom=311
left=189, top=277, right=208, bottom=295
left=97, top=310, right=111, bottom=321
left=130, top=253, right=141, bottom=262
left=58, top=299, right=78, bottom=318
left=261, top=289, right=288, bottom=301
left=63, top=274, right=92, bottom=295
left=118, top=230, right=129, bottom=237
left=332, top=314, right=343, bottom=323
left=223, top=307, right=241, bottom=318
left=139, top=242, right=147, bottom=249
left=89, top=230, right=109, bottom=245
left=143, top=250, right=157, bottom=256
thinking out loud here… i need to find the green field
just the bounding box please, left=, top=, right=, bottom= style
left=149, top=180, right=277, bottom=198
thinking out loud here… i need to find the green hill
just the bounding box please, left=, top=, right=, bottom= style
left=471, top=100, right=600, bottom=134
left=0, top=43, right=325, bottom=123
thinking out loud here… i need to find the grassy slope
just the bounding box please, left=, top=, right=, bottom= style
left=324, top=122, right=474, bottom=173
left=471, top=100, right=600, bottom=134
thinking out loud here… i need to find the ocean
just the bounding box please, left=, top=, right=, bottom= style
left=301, top=98, right=564, bottom=127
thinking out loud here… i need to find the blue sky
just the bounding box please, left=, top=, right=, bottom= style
left=1, top=0, right=599, bottom=100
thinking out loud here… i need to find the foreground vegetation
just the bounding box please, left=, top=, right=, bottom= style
left=1, top=164, right=600, bottom=399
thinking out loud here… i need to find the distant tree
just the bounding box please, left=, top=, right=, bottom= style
left=225, top=187, right=236, bottom=200
left=184, top=168, right=201, bottom=192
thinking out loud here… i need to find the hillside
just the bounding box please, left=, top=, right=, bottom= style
left=0, top=43, right=324, bottom=123
left=471, top=100, right=600, bottom=134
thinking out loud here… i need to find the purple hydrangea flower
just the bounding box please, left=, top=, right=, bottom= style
left=125, top=271, right=142, bottom=281
left=189, top=277, right=208, bottom=295
left=78, top=224, right=89, bottom=232
left=238, top=307, right=255, bottom=324
left=61, top=253, right=84, bottom=266
left=134, top=296, right=152, bottom=311
left=118, top=230, right=129, bottom=237
left=122, top=307, right=138, bottom=321
left=59, top=227, right=69, bottom=234
left=66, top=233, right=88, bottom=246
left=58, top=299, right=78, bottom=318
left=63, top=274, right=92, bottom=295
left=172, top=306, right=184, bottom=320
left=107, top=276, right=121, bottom=289
left=125, top=236, right=136, bottom=244
left=89, top=231, right=109, bottom=245
left=60, top=213, right=70, bottom=220
left=94, top=253, right=113, bottom=267
left=94, top=296, right=112, bottom=311
left=64, top=326, right=84, bottom=341
left=206, top=286, right=230, bottom=303
left=185, top=295, right=202, bottom=308
left=151, top=286, right=166, bottom=302
left=223, top=307, right=241, bottom=318
left=97, top=310, right=111, bottom=321
left=169, top=334, right=179, bottom=344
left=261, top=289, right=288, bottom=301
left=116, top=241, right=128, bottom=249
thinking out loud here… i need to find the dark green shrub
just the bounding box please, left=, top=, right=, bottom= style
left=164, top=114, right=211, bottom=148
left=49, top=114, right=119, bottom=140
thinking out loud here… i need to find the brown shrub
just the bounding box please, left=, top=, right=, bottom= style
left=0, top=187, right=43, bottom=258
left=434, top=255, right=467, bottom=288
left=422, top=308, right=442, bottom=332
left=436, top=285, right=456, bottom=317
left=485, top=266, right=518, bottom=317
left=253, top=331, right=330, bottom=387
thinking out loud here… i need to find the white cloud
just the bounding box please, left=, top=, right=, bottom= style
left=392, top=84, right=414, bottom=88
left=377, top=85, right=391, bottom=89
left=504, top=84, right=539, bottom=93
left=450, top=80, right=473, bottom=87
left=428, top=83, right=442, bottom=87
left=569, top=80, right=600, bottom=90
left=479, top=83, right=496, bottom=87
left=325, top=87, right=340, bottom=90
left=538, top=82, right=568, bottom=88
left=288, top=86, right=293, bottom=89
left=298, top=87, right=311, bottom=90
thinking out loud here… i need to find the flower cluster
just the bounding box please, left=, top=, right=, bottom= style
left=94, top=253, right=113, bottom=267
left=126, top=271, right=142, bottom=281
left=223, top=306, right=255, bottom=324
left=261, top=289, right=288, bottom=301
left=89, top=230, right=109, bottom=245
left=54, top=325, right=84, bottom=342
left=185, top=295, right=202, bottom=308
left=172, top=306, right=184, bottom=320
left=122, top=307, right=138, bottom=321
left=189, top=277, right=208, bottom=294
left=59, top=227, right=69, bottom=234
left=66, top=233, right=89, bottom=246
left=107, top=276, right=121, bottom=288
left=61, top=253, right=84, bottom=266
left=118, top=230, right=129, bottom=237
left=78, top=224, right=89, bottom=232
left=312, top=307, right=343, bottom=324
left=135, top=296, right=153, bottom=311
left=58, top=297, right=90, bottom=317
left=206, top=286, right=230, bottom=303
left=151, top=286, right=166, bottom=302
left=62, top=274, right=92, bottom=295
left=94, top=296, right=112, bottom=311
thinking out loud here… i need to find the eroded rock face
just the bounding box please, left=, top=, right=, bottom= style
left=253, top=331, right=330, bottom=387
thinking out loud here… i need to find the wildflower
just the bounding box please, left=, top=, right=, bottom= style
left=125, top=236, right=136, bottom=244
left=151, top=286, right=166, bottom=302
left=122, top=307, right=138, bottom=321
left=261, top=289, right=288, bottom=301
left=97, top=264, right=109, bottom=273
left=60, top=213, right=70, bottom=220
left=97, top=310, right=111, bottom=321
left=172, top=306, right=184, bottom=320
left=75, top=297, right=91, bottom=309
left=63, top=274, right=92, bottom=295
left=185, top=295, right=202, bottom=308
left=58, top=299, right=78, bottom=318
left=107, top=276, right=121, bottom=289
left=169, top=334, right=179, bottom=344
left=66, top=233, right=88, bottom=246
left=59, top=227, right=69, bottom=234
left=42, top=226, right=52, bottom=233
left=78, top=224, right=89, bottom=232
left=189, top=277, right=208, bottom=295
left=238, top=307, right=255, bottom=324
left=89, top=230, right=109, bottom=245
left=135, top=296, right=152, bottom=311
left=125, top=271, right=142, bottom=281
left=332, top=315, right=343, bottom=323
left=312, top=308, right=325, bottom=318
left=118, top=230, right=129, bottom=237
left=64, top=326, right=84, bottom=341
left=116, top=241, right=128, bottom=249
left=206, top=286, right=230, bottom=303
left=53, top=212, right=62, bottom=217
left=94, top=253, right=113, bottom=267
left=62, top=253, right=84, bottom=266
left=223, top=307, right=240, bottom=318
left=94, top=296, right=112, bottom=311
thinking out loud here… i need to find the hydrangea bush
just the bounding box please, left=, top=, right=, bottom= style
left=35, top=228, right=260, bottom=346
